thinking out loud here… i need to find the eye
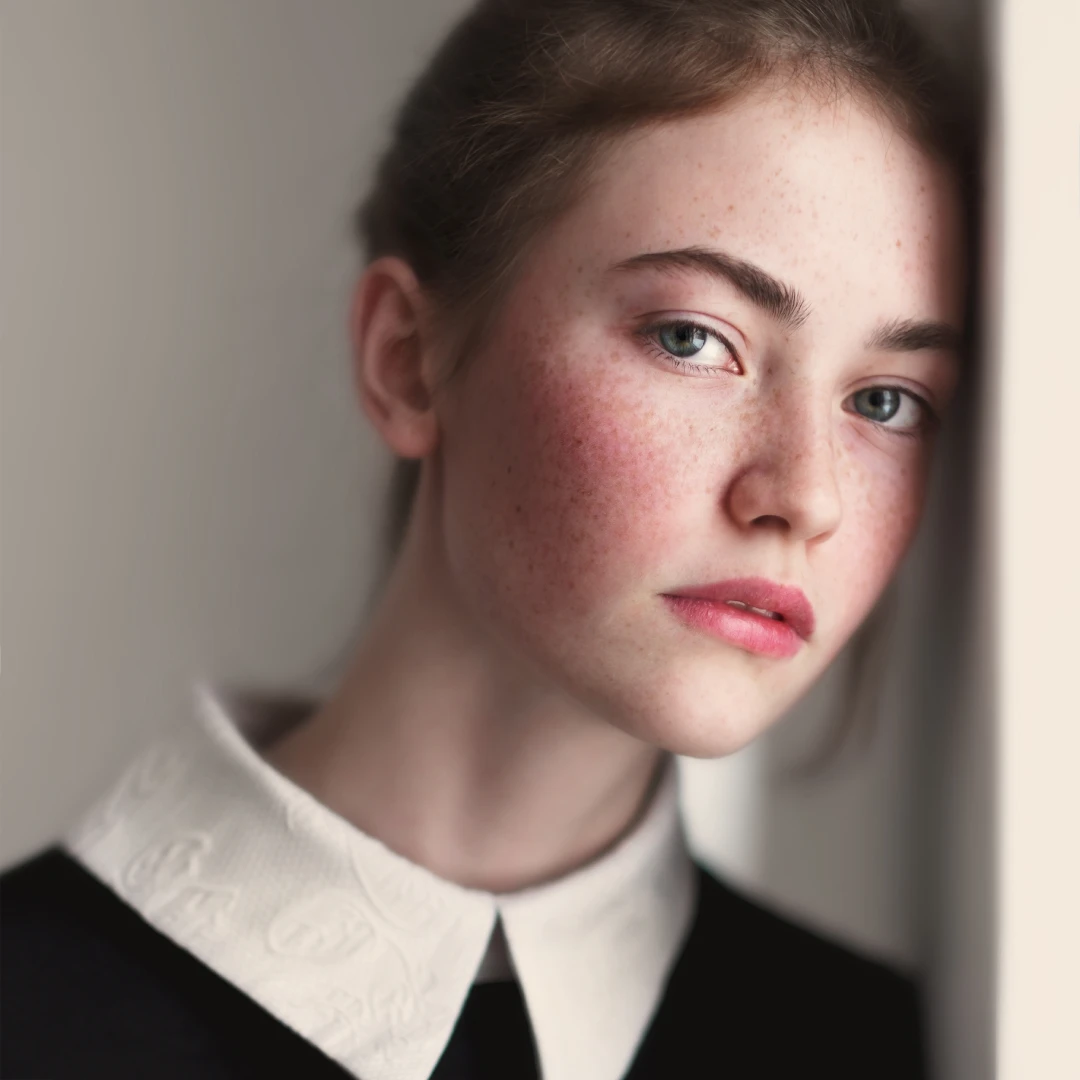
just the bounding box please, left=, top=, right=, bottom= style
left=635, top=318, right=742, bottom=377
left=847, top=386, right=933, bottom=437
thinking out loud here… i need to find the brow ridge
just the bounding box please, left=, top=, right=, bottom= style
left=610, top=246, right=963, bottom=355
left=610, top=245, right=811, bottom=331
left=865, top=316, right=962, bottom=354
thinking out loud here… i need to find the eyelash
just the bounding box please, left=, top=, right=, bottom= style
left=635, top=317, right=938, bottom=440
left=635, top=317, right=741, bottom=377
left=845, top=387, right=938, bottom=441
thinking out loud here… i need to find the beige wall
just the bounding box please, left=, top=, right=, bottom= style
left=993, top=0, right=1080, bottom=1076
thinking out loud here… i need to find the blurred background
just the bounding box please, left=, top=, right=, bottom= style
left=3, top=2, right=1077, bottom=1078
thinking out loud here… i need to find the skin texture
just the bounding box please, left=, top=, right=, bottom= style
left=263, top=82, right=965, bottom=893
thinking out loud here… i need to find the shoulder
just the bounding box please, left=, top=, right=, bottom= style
left=629, top=862, right=927, bottom=1079
left=692, top=862, right=921, bottom=998
left=0, top=846, right=347, bottom=1079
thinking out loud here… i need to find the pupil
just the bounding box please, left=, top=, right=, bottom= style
left=660, top=323, right=706, bottom=357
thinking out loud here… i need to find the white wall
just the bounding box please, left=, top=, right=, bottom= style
left=3, top=2, right=1014, bottom=1074
left=4, top=0, right=470, bottom=857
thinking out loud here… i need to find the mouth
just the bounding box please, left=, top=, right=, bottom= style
left=721, top=599, right=785, bottom=621
left=661, top=577, right=815, bottom=656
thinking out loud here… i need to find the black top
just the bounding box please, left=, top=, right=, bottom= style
left=0, top=846, right=926, bottom=1079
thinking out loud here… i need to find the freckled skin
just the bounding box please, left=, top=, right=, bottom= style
left=434, top=83, right=965, bottom=757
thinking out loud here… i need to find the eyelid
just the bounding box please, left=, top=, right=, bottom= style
left=859, top=377, right=939, bottom=418
left=857, top=369, right=940, bottom=405
left=846, top=384, right=938, bottom=439
left=638, top=310, right=748, bottom=353
left=636, top=314, right=745, bottom=371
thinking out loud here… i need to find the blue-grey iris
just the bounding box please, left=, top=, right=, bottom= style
left=658, top=322, right=708, bottom=358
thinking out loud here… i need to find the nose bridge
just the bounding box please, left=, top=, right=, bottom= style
left=728, top=384, right=843, bottom=541
left=772, top=388, right=834, bottom=476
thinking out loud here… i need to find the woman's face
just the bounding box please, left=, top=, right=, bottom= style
left=433, top=84, right=965, bottom=757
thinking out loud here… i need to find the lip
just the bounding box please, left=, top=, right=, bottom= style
left=661, top=577, right=815, bottom=659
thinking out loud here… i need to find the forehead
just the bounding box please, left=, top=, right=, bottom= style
left=535, top=85, right=965, bottom=332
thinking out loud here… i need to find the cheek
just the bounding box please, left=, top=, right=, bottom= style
left=827, top=427, right=930, bottom=632
left=448, top=340, right=689, bottom=621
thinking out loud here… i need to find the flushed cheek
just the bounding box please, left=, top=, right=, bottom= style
left=462, top=355, right=695, bottom=622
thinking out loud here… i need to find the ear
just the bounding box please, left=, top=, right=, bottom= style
left=348, top=256, right=441, bottom=459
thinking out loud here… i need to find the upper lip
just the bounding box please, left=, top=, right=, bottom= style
left=665, top=577, right=816, bottom=640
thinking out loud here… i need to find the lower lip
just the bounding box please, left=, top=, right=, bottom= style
left=662, top=595, right=804, bottom=659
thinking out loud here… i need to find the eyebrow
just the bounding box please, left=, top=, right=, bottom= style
left=608, top=245, right=963, bottom=355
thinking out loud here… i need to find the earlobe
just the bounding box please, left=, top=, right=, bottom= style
left=349, top=256, right=440, bottom=459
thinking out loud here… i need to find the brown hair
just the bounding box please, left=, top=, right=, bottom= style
left=342, top=0, right=978, bottom=769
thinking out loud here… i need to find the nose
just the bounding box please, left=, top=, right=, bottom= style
left=725, top=403, right=843, bottom=544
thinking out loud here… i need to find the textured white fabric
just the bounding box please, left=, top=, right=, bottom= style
left=64, top=679, right=697, bottom=1080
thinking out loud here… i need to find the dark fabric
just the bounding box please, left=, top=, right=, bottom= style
left=429, top=981, right=539, bottom=1080
left=1, top=846, right=926, bottom=1079
left=623, top=869, right=927, bottom=1080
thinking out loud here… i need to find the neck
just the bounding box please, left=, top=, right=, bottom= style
left=262, top=497, right=664, bottom=894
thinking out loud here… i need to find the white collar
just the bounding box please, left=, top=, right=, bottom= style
left=63, top=680, right=698, bottom=1080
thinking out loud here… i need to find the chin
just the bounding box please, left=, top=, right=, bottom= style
left=639, top=703, right=779, bottom=760
left=589, top=656, right=798, bottom=760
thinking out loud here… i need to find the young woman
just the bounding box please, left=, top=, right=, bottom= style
left=2, top=1, right=974, bottom=1077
